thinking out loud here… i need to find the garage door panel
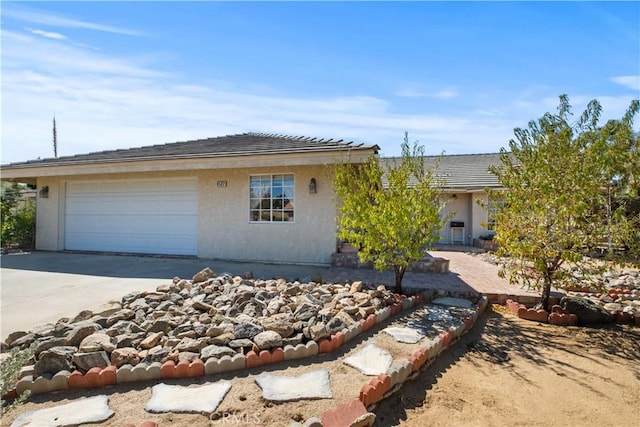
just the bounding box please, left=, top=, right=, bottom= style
left=66, top=214, right=197, bottom=235
left=65, top=179, right=197, bottom=255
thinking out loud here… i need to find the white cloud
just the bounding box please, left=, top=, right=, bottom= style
left=3, top=6, right=144, bottom=36
left=432, top=89, right=459, bottom=99
left=611, top=75, right=640, bottom=91
left=395, top=86, right=459, bottom=100
left=27, top=28, right=67, bottom=40
left=3, top=18, right=634, bottom=165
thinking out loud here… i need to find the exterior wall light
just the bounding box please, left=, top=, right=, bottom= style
left=308, top=178, right=317, bottom=194
left=39, top=186, right=49, bottom=198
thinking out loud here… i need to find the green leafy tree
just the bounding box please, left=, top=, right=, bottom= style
left=333, top=133, right=447, bottom=293
left=489, top=95, right=640, bottom=309
left=1, top=183, right=36, bottom=249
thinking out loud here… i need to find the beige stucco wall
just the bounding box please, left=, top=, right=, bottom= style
left=32, top=165, right=338, bottom=265
left=436, top=191, right=491, bottom=244
left=35, top=177, right=63, bottom=251
left=470, top=192, right=491, bottom=240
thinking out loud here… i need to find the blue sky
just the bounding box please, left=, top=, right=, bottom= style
left=2, top=1, right=639, bottom=163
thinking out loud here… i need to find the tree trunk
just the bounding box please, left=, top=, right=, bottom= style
left=394, top=265, right=405, bottom=294
left=538, top=280, right=552, bottom=311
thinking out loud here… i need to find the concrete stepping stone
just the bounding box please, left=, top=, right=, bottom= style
left=432, top=297, right=474, bottom=308
left=255, top=369, right=332, bottom=402
left=145, top=381, right=231, bottom=414
left=383, top=326, right=424, bottom=344
left=11, top=395, right=113, bottom=427
left=344, top=342, right=392, bottom=375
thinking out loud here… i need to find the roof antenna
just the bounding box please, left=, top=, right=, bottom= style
left=52, top=115, right=58, bottom=158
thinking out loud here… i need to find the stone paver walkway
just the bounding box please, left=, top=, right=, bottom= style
left=324, top=250, right=561, bottom=304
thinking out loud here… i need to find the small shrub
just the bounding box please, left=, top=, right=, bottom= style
left=0, top=346, right=34, bottom=415
left=1, top=183, right=36, bottom=250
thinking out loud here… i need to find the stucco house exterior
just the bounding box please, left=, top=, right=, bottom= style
left=1, top=133, right=377, bottom=265
left=1, top=133, right=503, bottom=264
left=395, top=153, right=503, bottom=245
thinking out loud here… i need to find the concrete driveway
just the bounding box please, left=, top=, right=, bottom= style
left=0, top=251, right=327, bottom=340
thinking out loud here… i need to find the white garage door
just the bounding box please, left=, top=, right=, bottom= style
left=65, top=178, right=197, bottom=255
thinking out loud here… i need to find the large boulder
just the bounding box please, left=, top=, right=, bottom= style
left=560, top=296, right=613, bottom=325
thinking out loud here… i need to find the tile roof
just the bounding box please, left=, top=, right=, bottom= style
left=3, top=132, right=378, bottom=168
left=381, top=152, right=505, bottom=190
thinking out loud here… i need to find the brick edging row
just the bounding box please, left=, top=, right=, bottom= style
left=6, top=294, right=424, bottom=398
left=312, top=295, right=489, bottom=427
left=505, top=299, right=640, bottom=326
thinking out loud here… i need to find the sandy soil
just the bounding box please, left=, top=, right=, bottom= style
left=3, top=307, right=639, bottom=427
left=376, top=306, right=640, bottom=427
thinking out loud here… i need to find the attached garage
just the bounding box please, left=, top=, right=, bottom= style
left=64, top=178, right=197, bottom=255
left=2, top=133, right=378, bottom=264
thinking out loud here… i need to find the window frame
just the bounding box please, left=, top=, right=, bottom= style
left=487, top=194, right=504, bottom=231
left=249, top=173, right=295, bottom=223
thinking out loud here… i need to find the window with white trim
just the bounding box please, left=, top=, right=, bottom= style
left=250, top=174, right=294, bottom=222
left=487, top=194, right=504, bottom=231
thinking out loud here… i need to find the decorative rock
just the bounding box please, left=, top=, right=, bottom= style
left=228, top=339, right=254, bottom=349
left=192, top=300, right=215, bottom=312
left=142, top=347, right=171, bottom=364
left=106, top=309, right=135, bottom=326
left=79, top=333, right=116, bottom=353
left=34, top=346, right=77, bottom=376
left=65, top=323, right=102, bottom=347
left=73, top=351, right=110, bottom=371
left=192, top=267, right=215, bottom=284
left=261, top=317, right=294, bottom=338
left=4, top=330, right=28, bottom=347
left=253, top=331, right=283, bottom=351
left=71, top=310, right=94, bottom=323
left=233, top=321, right=264, bottom=339
left=33, top=337, right=68, bottom=355
left=294, top=302, right=319, bottom=321
left=309, top=323, right=330, bottom=341
left=93, top=301, right=122, bottom=317
left=140, top=332, right=164, bottom=349
left=200, top=344, right=236, bottom=360
left=147, top=319, right=171, bottom=334
left=603, top=302, right=624, bottom=312
left=174, top=337, right=204, bottom=353
left=560, top=296, right=613, bottom=324
left=209, top=332, right=235, bottom=346
left=111, top=347, right=140, bottom=368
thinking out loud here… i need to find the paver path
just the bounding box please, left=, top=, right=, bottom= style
left=325, top=250, right=557, bottom=304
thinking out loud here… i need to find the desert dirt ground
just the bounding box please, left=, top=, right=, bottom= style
left=2, top=306, right=639, bottom=427
left=376, top=306, right=640, bottom=427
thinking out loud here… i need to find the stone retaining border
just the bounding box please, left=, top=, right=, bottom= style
left=5, top=292, right=430, bottom=398
left=312, top=295, right=489, bottom=427
left=6, top=291, right=486, bottom=427
left=505, top=298, right=638, bottom=326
